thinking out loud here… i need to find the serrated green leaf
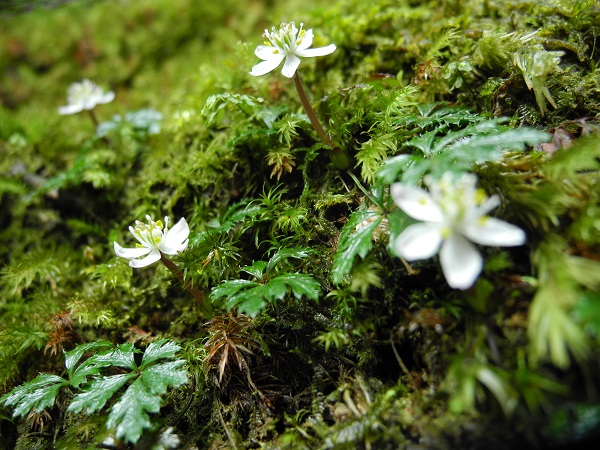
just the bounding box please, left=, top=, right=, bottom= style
left=227, top=291, right=266, bottom=317
left=65, top=341, right=113, bottom=380
left=266, top=246, right=312, bottom=274
left=106, top=377, right=160, bottom=444
left=140, top=339, right=181, bottom=369
left=332, top=210, right=383, bottom=285
left=87, top=343, right=137, bottom=370
left=240, top=261, right=268, bottom=279
left=0, top=374, right=67, bottom=418
left=406, top=130, right=439, bottom=155
left=141, top=360, right=188, bottom=394
left=68, top=373, right=134, bottom=414
left=440, top=128, right=550, bottom=159
left=216, top=200, right=262, bottom=232
left=210, top=279, right=259, bottom=304
left=269, top=273, right=321, bottom=301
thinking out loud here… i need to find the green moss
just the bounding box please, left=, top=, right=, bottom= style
left=1, top=0, right=600, bottom=448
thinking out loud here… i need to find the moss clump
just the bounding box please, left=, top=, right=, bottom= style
left=1, top=0, right=600, bottom=448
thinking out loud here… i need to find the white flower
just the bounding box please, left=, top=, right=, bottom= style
left=153, top=427, right=180, bottom=450
left=391, top=172, right=526, bottom=290
left=250, top=22, right=336, bottom=78
left=114, top=216, right=189, bottom=268
left=58, top=79, right=115, bottom=115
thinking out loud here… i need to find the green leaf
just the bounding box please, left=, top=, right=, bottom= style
left=68, top=373, right=135, bottom=414
left=240, top=261, right=268, bottom=279
left=268, top=273, right=321, bottom=302
left=106, top=358, right=187, bottom=444
left=226, top=290, right=267, bottom=317
left=266, top=246, right=312, bottom=274
left=210, top=279, right=260, bottom=305
left=87, top=343, right=137, bottom=370
left=106, top=377, right=160, bottom=444
left=201, top=93, right=264, bottom=126
left=65, top=340, right=113, bottom=384
left=212, top=272, right=321, bottom=317
left=439, top=127, right=550, bottom=159
left=0, top=373, right=67, bottom=418
left=141, top=360, right=188, bottom=394
left=332, top=209, right=383, bottom=285
left=140, top=339, right=182, bottom=369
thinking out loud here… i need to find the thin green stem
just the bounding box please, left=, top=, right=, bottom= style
left=160, top=254, right=213, bottom=318
left=87, top=109, right=99, bottom=127
left=292, top=71, right=349, bottom=169
left=292, top=72, right=333, bottom=147
left=88, top=108, right=111, bottom=145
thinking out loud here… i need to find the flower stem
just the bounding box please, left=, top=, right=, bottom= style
left=88, top=109, right=100, bottom=127
left=160, top=254, right=214, bottom=318
left=292, top=72, right=350, bottom=170
left=88, top=109, right=112, bottom=145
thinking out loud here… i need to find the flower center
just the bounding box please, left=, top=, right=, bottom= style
left=68, top=80, right=101, bottom=105
left=263, top=22, right=305, bottom=55
left=426, top=172, right=492, bottom=229
left=132, top=216, right=170, bottom=249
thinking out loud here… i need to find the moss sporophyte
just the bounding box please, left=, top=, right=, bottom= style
left=114, top=216, right=212, bottom=316
left=250, top=22, right=350, bottom=169
left=58, top=79, right=114, bottom=127
left=391, top=172, right=526, bottom=290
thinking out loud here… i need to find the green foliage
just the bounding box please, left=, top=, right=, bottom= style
left=332, top=209, right=384, bottom=285
left=528, top=235, right=598, bottom=368
left=514, top=47, right=564, bottom=117
left=379, top=116, right=550, bottom=184
left=210, top=246, right=321, bottom=317
left=0, top=373, right=67, bottom=418
left=2, top=0, right=600, bottom=448
left=0, top=339, right=188, bottom=445
left=201, top=93, right=265, bottom=127
left=97, top=108, right=163, bottom=139
left=445, top=356, right=518, bottom=416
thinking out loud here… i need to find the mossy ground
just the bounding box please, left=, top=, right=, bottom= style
left=1, top=0, right=600, bottom=448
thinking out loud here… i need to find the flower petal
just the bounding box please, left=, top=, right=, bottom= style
left=99, top=91, right=115, bottom=104
left=114, top=242, right=151, bottom=259
left=439, top=234, right=482, bottom=290
left=58, top=104, right=83, bottom=115
left=296, top=44, right=336, bottom=58
left=160, top=218, right=190, bottom=255
left=463, top=217, right=526, bottom=247
left=281, top=54, right=302, bottom=78
left=391, top=183, right=444, bottom=222
left=467, top=195, right=500, bottom=221
left=297, top=29, right=314, bottom=50
left=255, top=45, right=278, bottom=60
left=129, top=249, right=161, bottom=268
left=250, top=54, right=285, bottom=76
left=394, top=222, right=443, bottom=261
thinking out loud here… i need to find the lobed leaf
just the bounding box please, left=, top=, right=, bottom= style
left=140, top=339, right=182, bottom=369
left=269, top=273, right=322, bottom=302
left=0, top=373, right=67, bottom=418
left=106, top=377, right=160, bottom=444
left=68, top=373, right=134, bottom=415
left=332, top=209, right=383, bottom=285
left=65, top=340, right=113, bottom=384
left=87, top=343, right=137, bottom=370
left=210, top=279, right=260, bottom=305
left=141, top=360, right=188, bottom=394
